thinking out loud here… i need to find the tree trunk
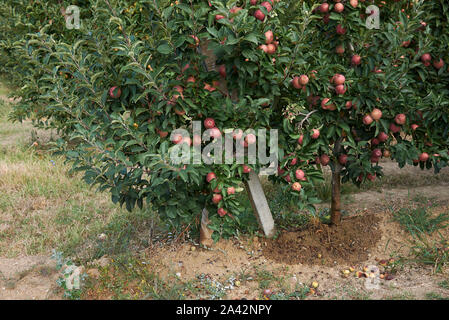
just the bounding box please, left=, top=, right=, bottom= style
left=330, top=165, right=342, bottom=225
left=330, top=138, right=343, bottom=225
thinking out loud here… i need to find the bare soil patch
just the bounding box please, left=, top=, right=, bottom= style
left=263, top=214, right=381, bottom=266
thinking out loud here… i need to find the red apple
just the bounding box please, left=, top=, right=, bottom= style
left=333, top=74, right=346, bottom=85
left=372, top=149, right=382, bottom=158
left=336, top=45, right=345, bottom=55
left=227, top=187, right=235, bottom=195
left=421, top=53, right=431, bottom=64
left=254, top=9, right=265, bottom=21
left=210, top=127, right=221, bottom=139
left=363, top=114, right=374, bottom=125
left=172, top=133, right=183, bottom=144
left=411, top=124, right=419, bottom=131
left=299, top=74, right=309, bottom=85
left=378, top=132, right=388, bottom=142
left=243, top=165, right=251, bottom=173
left=395, top=113, right=406, bottom=125
left=292, top=182, right=302, bottom=192
left=266, top=44, right=276, bottom=54
left=320, top=154, right=330, bottom=166
left=233, top=129, right=243, bottom=140
left=433, top=59, right=444, bottom=69
left=389, top=123, right=401, bottom=133
left=212, top=194, right=223, bottom=204
left=206, top=172, right=216, bottom=183
left=292, top=76, right=302, bottom=89
left=338, top=154, right=348, bottom=165
left=109, top=86, right=121, bottom=99
left=295, top=169, right=305, bottom=180
left=218, top=208, right=227, bottom=217
left=311, top=129, right=320, bottom=139
left=245, top=133, right=257, bottom=145
left=370, top=108, right=382, bottom=121
left=297, top=134, right=304, bottom=145
left=350, top=0, right=358, bottom=8
left=351, top=54, right=361, bottom=66
left=265, top=30, right=274, bottom=44
left=335, top=84, right=346, bottom=95
left=334, top=3, right=344, bottom=13
left=204, top=117, right=215, bottom=129
left=336, top=24, right=346, bottom=35
left=261, top=1, right=273, bottom=12
left=319, top=3, right=329, bottom=13
left=419, top=152, right=429, bottom=162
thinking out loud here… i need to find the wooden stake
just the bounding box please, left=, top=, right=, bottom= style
left=245, top=170, right=276, bottom=237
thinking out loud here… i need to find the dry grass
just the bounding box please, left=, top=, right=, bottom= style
left=0, top=86, right=157, bottom=260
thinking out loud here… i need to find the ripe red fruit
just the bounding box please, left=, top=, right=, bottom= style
left=210, top=127, right=221, bottom=139
left=212, top=194, right=222, bottom=204
left=232, top=129, right=243, bottom=140
left=158, top=130, right=168, bottom=138
left=371, top=138, right=380, bottom=146
left=215, top=14, right=225, bottom=21
left=261, top=1, right=273, bottom=12
left=206, top=172, right=216, bottom=183
left=333, top=74, right=346, bottom=85
left=204, top=117, right=215, bottom=129
left=363, top=115, right=374, bottom=125
left=218, top=208, right=227, bottom=217
left=227, top=187, right=235, bottom=195
left=377, top=132, right=388, bottom=142
left=433, top=59, right=444, bottom=69
left=372, top=149, right=382, bottom=158
left=335, top=84, right=346, bottom=95
left=109, top=86, right=121, bottom=99
left=292, top=76, right=302, bottom=89
left=319, top=3, right=329, bottom=13
left=290, top=157, right=297, bottom=166
left=292, top=182, right=302, bottom=192
left=245, top=133, right=257, bottom=145
left=172, top=133, right=183, bottom=144
left=321, top=98, right=332, bottom=110
left=351, top=55, right=362, bottom=66
left=186, top=76, right=196, bottom=83
left=311, top=129, right=320, bottom=139
left=350, top=0, right=358, bottom=8
left=243, top=165, right=251, bottom=173
left=421, top=53, right=431, bottom=63
left=338, top=154, right=348, bottom=165
left=370, top=108, right=382, bottom=121
left=336, top=24, right=346, bottom=35
left=367, top=173, right=376, bottom=181
left=411, top=124, right=419, bottom=131
left=266, top=44, right=276, bottom=54
left=389, top=123, right=401, bottom=134
left=320, top=154, right=330, bottom=166
left=334, top=3, right=344, bottom=13
left=395, top=113, right=406, bottom=125
left=264, top=30, right=274, bottom=44
left=299, top=74, right=309, bottom=85
left=250, top=0, right=258, bottom=5
left=230, top=6, right=242, bottom=14
left=419, top=152, right=429, bottom=162
left=345, top=101, right=353, bottom=109
left=336, top=45, right=345, bottom=55
left=295, top=169, right=305, bottom=180
left=297, top=134, right=304, bottom=145
left=254, top=9, right=265, bottom=21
